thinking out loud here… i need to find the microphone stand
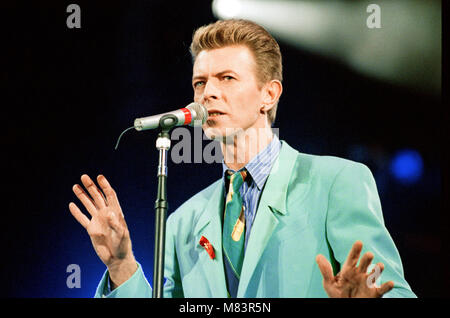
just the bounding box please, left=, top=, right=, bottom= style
left=152, top=114, right=177, bottom=298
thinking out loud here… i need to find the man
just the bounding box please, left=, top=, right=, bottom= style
left=69, top=19, right=416, bottom=297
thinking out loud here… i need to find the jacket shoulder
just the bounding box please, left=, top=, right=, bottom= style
left=281, top=141, right=368, bottom=179
left=289, top=149, right=373, bottom=188
left=299, top=151, right=365, bottom=170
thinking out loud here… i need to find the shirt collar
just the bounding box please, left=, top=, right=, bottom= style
left=222, top=134, right=282, bottom=190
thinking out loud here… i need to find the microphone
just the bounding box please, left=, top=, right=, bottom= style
left=134, top=102, right=208, bottom=131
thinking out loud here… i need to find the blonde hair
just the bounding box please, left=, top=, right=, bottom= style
left=190, top=19, right=283, bottom=124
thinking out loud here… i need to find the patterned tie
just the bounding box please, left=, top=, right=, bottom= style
left=223, top=169, right=247, bottom=280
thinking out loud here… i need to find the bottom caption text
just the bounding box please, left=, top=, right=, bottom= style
left=179, top=301, right=271, bottom=315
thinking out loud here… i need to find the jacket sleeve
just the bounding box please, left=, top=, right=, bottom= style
left=325, top=161, right=416, bottom=298
left=94, top=262, right=152, bottom=298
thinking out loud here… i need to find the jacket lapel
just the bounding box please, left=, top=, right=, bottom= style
left=237, top=141, right=299, bottom=297
left=193, top=180, right=228, bottom=297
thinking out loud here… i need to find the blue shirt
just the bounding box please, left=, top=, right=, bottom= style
left=222, top=134, right=282, bottom=250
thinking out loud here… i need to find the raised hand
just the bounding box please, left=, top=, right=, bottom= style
left=316, top=241, right=394, bottom=298
left=69, top=174, right=137, bottom=288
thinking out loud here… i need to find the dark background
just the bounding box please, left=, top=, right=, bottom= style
left=1, top=1, right=447, bottom=298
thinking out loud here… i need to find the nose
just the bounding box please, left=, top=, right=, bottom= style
left=202, top=80, right=220, bottom=103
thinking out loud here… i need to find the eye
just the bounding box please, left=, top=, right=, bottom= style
left=223, top=75, right=234, bottom=81
left=193, top=81, right=205, bottom=88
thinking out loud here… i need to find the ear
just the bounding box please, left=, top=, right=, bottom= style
left=260, top=80, right=283, bottom=113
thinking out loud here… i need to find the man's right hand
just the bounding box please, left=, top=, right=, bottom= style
left=69, top=174, right=137, bottom=289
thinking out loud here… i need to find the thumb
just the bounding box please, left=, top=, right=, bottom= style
left=316, top=254, right=334, bottom=283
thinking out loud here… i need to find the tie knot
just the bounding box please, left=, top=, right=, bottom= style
left=226, top=169, right=247, bottom=192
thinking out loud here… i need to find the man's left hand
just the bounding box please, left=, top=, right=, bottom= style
left=316, top=241, right=394, bottom=298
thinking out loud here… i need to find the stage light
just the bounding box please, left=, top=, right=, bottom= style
left=212, top=0, right=242, bottom=19
left=389, top=149, right=423, bottom=185
left=211, top=0, right=441, bottom=95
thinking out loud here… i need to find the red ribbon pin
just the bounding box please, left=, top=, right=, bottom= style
left=199, top=236, right=215, bottom=260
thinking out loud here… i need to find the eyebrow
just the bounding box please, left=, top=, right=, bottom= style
left=192, top=70, right=238, bottom=82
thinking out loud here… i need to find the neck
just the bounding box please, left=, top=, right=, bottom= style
left=221, top=124, right=274, bottom=171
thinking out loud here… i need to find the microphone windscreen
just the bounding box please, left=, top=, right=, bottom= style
left=186, top=102, right=208, bottom=125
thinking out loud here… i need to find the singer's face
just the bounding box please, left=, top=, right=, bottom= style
left=192, top=45, right=268, bottom=140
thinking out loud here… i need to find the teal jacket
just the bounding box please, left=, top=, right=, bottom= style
left=95, top=141, right=416, bottom=298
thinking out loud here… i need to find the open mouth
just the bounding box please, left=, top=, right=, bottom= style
left=208, top=111, right=225, bottom=118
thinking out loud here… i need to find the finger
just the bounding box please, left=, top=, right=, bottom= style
left=376, top=262, right=385, bottom=273
left=368, top=262, right=385, bottom=277
left=97, top=175, right=121, bottom=211
left=69, top=202, right=90, bottom=229
left=316, top=254, right=334, bottom=283
left=343, top=240, right=363, bottom=270
left=72, top=184, right=97, bottom=216
left=367, top=262, right=385, bottom=286
left=376, top=281, right=394, bottom=297
left=81, top=174, right=106, bottom=209
left=358, top=251, right=374, bottom=274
